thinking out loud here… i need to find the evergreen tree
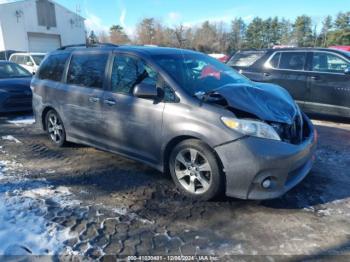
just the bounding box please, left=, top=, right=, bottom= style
left=292, top=15, right=313, bottom=47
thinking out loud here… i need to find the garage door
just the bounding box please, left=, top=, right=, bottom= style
left=28, top=33, right=61, bottom=52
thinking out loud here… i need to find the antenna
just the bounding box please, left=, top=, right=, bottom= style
left=75, top=4, right=82, bottom=28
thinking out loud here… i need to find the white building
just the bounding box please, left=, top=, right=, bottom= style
left=0, top=0, right=86, bottom=52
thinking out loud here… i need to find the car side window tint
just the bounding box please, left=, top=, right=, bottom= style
left=111, top=55, right=158, bottom=95
left=67, top=53, right=109, bottom=89
left=279, top=52, right=307, bottom=70
left=312, top=52, right=349, bottom=73
left=38, top=53, right=70, bottom=82
left=0, top=52, right=5, bottom=60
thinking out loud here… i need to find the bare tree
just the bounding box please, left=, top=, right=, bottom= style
left=174, top=24, right=186, bottom=48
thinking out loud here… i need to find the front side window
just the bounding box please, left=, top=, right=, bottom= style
left=279, top=52, right=307, bottom=70
left=111, top=55, right=158, bottom=95
left=32, top=55, right=45, bottom=66
left=227, top=51, right=265, bottom=67
left=67, top=53, right=109, bottom=88
left=38, top=53, right=70, bottom=81
left=153, top=53, right=250, bottom=96
left=23, top=56, right=31, bottom=65
left=312, top=52, right=349, bottom=73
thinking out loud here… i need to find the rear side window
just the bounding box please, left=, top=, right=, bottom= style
left=267, top=52, right=281, bottom=68
left=0, top=52, right=5, bottom=60
left=67, top=53, right=109, bottom=89
left=17, top=56, right=25, bottom=65
left=38, top=53, right=69, bottom=81
left=279, top=52, right=307, bottom=70
left=227, top=51, right=265, bottom=67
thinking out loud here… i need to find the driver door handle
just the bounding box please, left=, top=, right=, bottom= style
left=309, top=76, right=320, bottom=81
left=104, top=99, right=116, bottom=106
left=263, top=72, right=271, bottom=77
left=89, top=97, right=100, bottom=103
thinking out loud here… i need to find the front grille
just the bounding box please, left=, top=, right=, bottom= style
left=271, top=114, right=304, bottom=144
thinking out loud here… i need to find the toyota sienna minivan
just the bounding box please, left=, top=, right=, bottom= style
left=31, top=44, right=317, bottom=201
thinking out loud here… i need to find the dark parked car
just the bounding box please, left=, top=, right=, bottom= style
left=0, top=61, right=33, bottom=113
left=32, top=45, right=317, bottom=201
left=227, top=48, right=350, bottom=118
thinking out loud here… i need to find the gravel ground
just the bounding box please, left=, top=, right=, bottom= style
left=0, top=113, right=349, bottom=260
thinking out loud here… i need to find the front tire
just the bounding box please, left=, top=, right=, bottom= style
left=169, top=139, right=224, bottom=201
left=45, top=110, right=66, bottom=147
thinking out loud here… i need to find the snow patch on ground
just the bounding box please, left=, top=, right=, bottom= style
left=1, top=135, right=22, bottom=144
left=0, top=158, right=77, bottom=255
left=7, top=116, right=35, bottom=126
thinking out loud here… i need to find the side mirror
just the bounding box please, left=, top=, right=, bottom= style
left=133, top=83, right=158, bottom=99
left=26, top=61, right=34, bottom=67
left=344, top=67, right=350, bottom=75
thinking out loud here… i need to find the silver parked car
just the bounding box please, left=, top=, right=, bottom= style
left=31, top=44, right=317, bottom=201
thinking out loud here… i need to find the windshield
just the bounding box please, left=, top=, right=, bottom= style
left=152, top=53, right=250, bottom=96
left=32, top=55, right=45, bottom=65
left=0, top=63, right=32, bottom=78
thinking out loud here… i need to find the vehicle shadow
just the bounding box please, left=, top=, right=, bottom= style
left=3, top=111, right=350, bottom=211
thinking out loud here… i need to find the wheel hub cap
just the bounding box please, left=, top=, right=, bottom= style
left=174, top=148, right=212, bottom=194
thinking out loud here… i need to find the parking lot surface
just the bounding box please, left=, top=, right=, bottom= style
left=0, top=113, right=349, bottom=259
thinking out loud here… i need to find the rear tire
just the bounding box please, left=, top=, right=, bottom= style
left=169, top=139, right=224, bottom=201
left=45, top=110, right=66, bottom=147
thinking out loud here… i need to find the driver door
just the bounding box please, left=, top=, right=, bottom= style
left=102, top=54, right=165, bottom=165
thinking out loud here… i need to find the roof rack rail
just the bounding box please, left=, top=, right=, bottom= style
left=57, top=43, right=119, bottom=50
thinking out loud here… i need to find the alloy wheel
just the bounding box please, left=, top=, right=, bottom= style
left=47, top=113, right=64, bottom=144
left=174, top=148, right=212, bottom=194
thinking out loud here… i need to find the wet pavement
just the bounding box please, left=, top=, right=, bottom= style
left=0, top=113, right=349, bottom=260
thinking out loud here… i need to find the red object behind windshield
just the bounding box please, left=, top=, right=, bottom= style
left=201, top=66, right=221, bottom=80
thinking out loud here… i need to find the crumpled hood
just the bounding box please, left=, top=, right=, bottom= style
left=214, top=82, right=298, bottom=124
left=0, top=77, right=32, bottom=93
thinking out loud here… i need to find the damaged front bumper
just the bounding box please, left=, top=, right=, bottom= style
left=215, top=116, right=317, bottom=200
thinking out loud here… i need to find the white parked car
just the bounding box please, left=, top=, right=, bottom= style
left=208, top=53, right=229, bottom=63
left=9, top=53, right=46, bottom=74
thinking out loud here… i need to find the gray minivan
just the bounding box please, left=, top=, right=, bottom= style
left=32, top=44, right=317, bottom=201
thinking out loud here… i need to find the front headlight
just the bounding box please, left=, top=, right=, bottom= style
left=221, top=117, right=281, bottom=141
